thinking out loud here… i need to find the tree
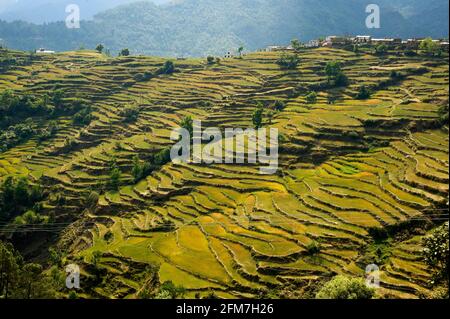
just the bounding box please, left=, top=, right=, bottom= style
left=238, top=46, right=244, bottom=57
left=157, top=281, right=186, bottom=299
left=1, top=241, right=56, bottom=299
left=52, top=89, right=64, bottom=107
left=120, top=105, right=139, bottom=123
left=206, top=56, right=215, bottom=64
left=355, top=85, right=371, bottom=100
left=325, top=61, right=343, bottom=83
left=420, top=38, right=442, bottom=56
left=84, top=191, right=99, bottom=211
left=252, top=104, right=264, bottom=129
left=154, top=148, right=171, bottom=166
left=325, top=61, right=348, bottom=87
left=73, top=106, right=93, bottom=125
left=95, top=44, right=104, bottom=53
left=306, top=241, right=321, bottom=255
left=291, top=39, right=302, bottom=52
left=107, top=158, right=121, bottom=191
left=180, top=115, right=193, bottom=137
left=277, top=54, right=300, bottom=70
left=131, top=155, right=152, bottom=183
left=305, top=91, right=317, bottom=104
left=274, top=100, right=286, bottom=112
left=120, top=48, right=130, bottom=56
left=267, top=110, right=274, bottom=125
left=327, top=94, right=336, bottom=105
left=422, top=222, right=449, bottom=282
left=316, top=275, right=375, bottom=299
left=374, top=44, right=388, bottom=55
left=157, top=61, right=175, bottom=75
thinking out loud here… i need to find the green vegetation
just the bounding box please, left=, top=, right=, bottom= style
left=120, top=105, right=140, bottom=123
left=374, top=44, right=388, bottom=55
left=325, top=61, right=348, bottom=87
left=305, top=92, right=317, bottom=104
left=156, top=61, right=175, bottom=75
left=420, top=38, right=442, bottom=57
left=131, top=155, right=152, bottom=183
left=422, top=222, right=449, bottom=283
left=273, top=100, right=286, bottom=112
left=95, top=44, right=104, bottom=54
left=355, top=85, right=371, bottom=100
left=316, top=276, right=375, bottom=299
left=0, top=177, right=44, bottom=222
left=120, top=48, right=130, bottom=56
left=0, top=241, right=59, bottom=299
left=277, top=54, right=300, bottom=70
left=252, top=104, right=264, bottom=128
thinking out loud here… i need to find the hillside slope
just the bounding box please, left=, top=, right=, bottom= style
left=1, top=46, right=448, bottom=298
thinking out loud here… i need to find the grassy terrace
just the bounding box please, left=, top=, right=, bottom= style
left=0, top=47, right=448, bottom=298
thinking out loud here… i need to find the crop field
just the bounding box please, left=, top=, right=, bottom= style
left=0, top=47, right=448, bottom=299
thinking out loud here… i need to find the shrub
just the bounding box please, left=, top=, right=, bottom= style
left=73, top=106, right=93, bottom=125
left=158, top=281, right=186, bottom=299
left=374, top=44, right=388, bottom=55
left=274, top=100, right=286, bottom=111
left=316, top=275, right=375, bottom=299
left=252, top=104, right=264, bottom=129
left=84, top=191, right=99, bottom=211
left=131, top=155, right=152, bottom=183
left=355, top=85, right=371, bottom=100
left=154, top=148, right=171, bottom=166
left=134, top=72, right=153, bottom=82
left=120, top=48, right=130, bottom=56
left=305, top=92, right=317, bottom=104
left=306, top=241, right=321, bottom=255
left=420, top=38, right=442, bottom=56
left=277, top=54, right=300, bottom=70
left=156, top=61, right=175, bottom=75
left=108, top=167, right=121, bottom=191
left=120, top=105, right=139, bottom=123
left=325, top=61, right=348, bottom=87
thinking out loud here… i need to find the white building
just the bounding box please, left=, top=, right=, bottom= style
left=305, top=40, right=320, bottom=48
left=354, top=35, right=372, bottom=44
left=266, top=45, right=285, bottom=52
left=36, top=48, right=55, bottom=54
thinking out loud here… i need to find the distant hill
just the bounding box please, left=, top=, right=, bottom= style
left=0, top=0, right=448, bottom=57
left=0, top=0, right=171, bottom=23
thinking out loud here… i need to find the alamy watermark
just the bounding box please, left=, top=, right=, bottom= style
left=65, top=263, right=80, bottom=289
left=65, top=4, right=80, bottom=29
left=170, top=120, right=279, bottom=174
left=366, top=4, right=381, bottom=29
left=365, top=264, right=380, bottom=288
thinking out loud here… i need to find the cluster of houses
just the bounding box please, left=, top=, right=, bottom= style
left=264, top=36, right=450, bottom=52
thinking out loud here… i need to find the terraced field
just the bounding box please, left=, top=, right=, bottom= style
left=0, top=47, right=448, bottom=299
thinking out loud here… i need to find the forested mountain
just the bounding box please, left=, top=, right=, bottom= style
left=0, top=0, right=448, bottom=57
left=0, top=0, right=171, bottom=23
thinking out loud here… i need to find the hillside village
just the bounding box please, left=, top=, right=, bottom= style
left=263, top=36, right=449, bottom=52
